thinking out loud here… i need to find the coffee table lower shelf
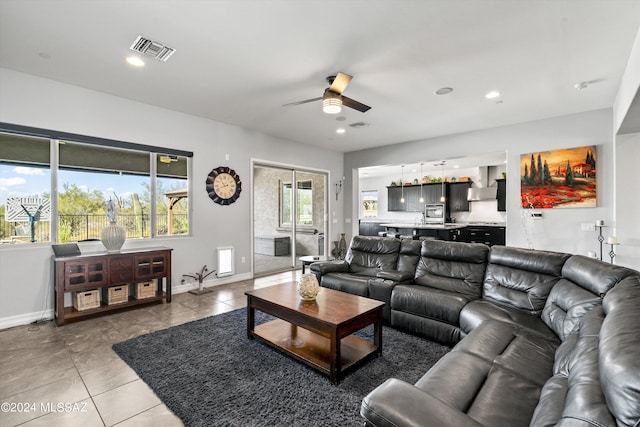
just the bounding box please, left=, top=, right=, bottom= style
left=252, top=319, right=379, bottom=381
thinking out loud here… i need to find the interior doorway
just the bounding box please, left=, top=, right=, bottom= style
left=252, top=162, right=328, bottom=277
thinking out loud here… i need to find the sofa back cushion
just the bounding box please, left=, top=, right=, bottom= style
left=599, top=275, right=640, bottom=426
left=345, top=236, right=400, bottom=276
left=483, top=246, right=570, bottom=315
left=414, top=240, right=489, bottom=299
left=541, top=255, right=635, bottom=340
left=531, top=305, right=616, bottom=427
left=397, top=239, right=422, bottom=274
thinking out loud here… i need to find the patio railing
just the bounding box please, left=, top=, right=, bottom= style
left=0, top=213, right=188, bottom=243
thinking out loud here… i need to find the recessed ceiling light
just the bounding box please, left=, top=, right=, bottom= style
left=574, top=81, right=589, bottom=90
left=38, top=52, right=51, bottom=60
left=453, top=165, right=460, bottom=169
left=336, top=128, right=346, bottom=134
left=434, top=87, right=453, bottom=95
left=485, top=90, right=501, bottom=99
left=336, top=116, right=347, bottom=122
left=126, top=56, right=145, bottom=67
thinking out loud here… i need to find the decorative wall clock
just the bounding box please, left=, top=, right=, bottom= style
left=206, top=166, right=242, bottom=205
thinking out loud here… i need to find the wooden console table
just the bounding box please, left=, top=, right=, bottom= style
left=54, top=247, right=172, bottom=325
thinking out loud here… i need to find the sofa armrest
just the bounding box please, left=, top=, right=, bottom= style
left=376, top=270, right=414, bottom=282
left=361, top=378, right=484, bottom=427
left=309, top=260, right=349, bottom=275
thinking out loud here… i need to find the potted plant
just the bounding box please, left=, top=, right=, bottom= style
left=182, top=265, right=217, bottom=295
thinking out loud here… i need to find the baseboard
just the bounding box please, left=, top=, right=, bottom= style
left=172, top=272, right=253, bottom=294
left=0, top=273, right=253, bottom=330
left=0, top=309, right=55, bottom=330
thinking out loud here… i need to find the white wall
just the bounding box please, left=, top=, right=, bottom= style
left=615, top=132, right=640, bottom=268
left=0, top=68, right=345, bottom=327
left=345, top=109, right=628, bottom=266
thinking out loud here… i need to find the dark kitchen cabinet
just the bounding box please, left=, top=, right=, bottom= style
left=448, top=182, right=472, bottom=212
left=496, top=178, right=506, bottom=211
left=388, top=183, right=448, bottom=212
left=359, top=221, right=386, bottom=236
left=387, top=186, right=404, bottom=211
left=387, top=185, right=421, bottom=212
left=460, top=226, right=505, bottom=246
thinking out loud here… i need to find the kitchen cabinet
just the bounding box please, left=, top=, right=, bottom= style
left=448, top=182, right=472, bottom=212
left=460, top=226, right=505, bottom=246
left=358, top=221, right=386, bottom=236
left=387, top=185, right=421, bottom=212
left=496, top=178, right=506, bottom=211
left=387, top=182, right=473, bottom=213
left=387, top=186, right=404, bottom=211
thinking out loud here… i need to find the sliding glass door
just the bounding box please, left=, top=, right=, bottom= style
left=253, top=163, right=327, bottom=277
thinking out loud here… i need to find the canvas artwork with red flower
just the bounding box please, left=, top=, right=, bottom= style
left=520, top=145, right=596, bottom=209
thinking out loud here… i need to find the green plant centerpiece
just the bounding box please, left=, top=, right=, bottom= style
left=182, top=265, right=217, bottom=295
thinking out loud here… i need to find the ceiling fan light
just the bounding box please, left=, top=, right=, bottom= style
left=322, top=98, right=342, bottom=114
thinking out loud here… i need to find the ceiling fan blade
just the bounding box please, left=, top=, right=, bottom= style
left=282, top=97, right=322, bottom=107
left=342, top=96, right=371, bottom=113
left=329, top=72, right=352, bottom=95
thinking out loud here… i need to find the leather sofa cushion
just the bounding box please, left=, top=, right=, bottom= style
left=460, top=299, right=559, bottom=343
left=391, top=285, right=471, bottom=324
left=531, top=306, right=616, bottom=427
left=397, top=239, right=422, bottom=273
left=540, top=277, right=601, bottom=341
left=390, top=310, right=463, bottom=345
left=416, top=320, right=557, bottom=427
left=414, top=240, right=489, bottom=299
left=540, top=255, right=637, bottom=341
left=599, top=276, right=640, bottom=426
left=483, top=246, right=570, bottom=315
left=345, top=236, right=400, bottom=276
left=320, top=272, right=369, bottom=296
left=562, top=254, right=636, bottom=296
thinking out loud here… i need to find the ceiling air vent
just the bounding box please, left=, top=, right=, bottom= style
left=129, top=35, right=175, bottom=62
left=349, top=121, right=370, bottom=128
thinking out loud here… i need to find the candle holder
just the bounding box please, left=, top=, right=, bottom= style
left=595, top=225, right=607, bottom=261
left=607, top=242, right=619, bottom=264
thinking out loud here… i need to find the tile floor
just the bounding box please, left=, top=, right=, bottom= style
left=0, top=271, right=301, bottom=427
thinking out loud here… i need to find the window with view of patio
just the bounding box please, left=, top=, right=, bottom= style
left=0, top=126, right=192, bottom=245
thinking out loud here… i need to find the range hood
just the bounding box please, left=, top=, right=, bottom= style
left=467, top=187, right=497, bottom=201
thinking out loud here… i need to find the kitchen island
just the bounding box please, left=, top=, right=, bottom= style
left=376, top=222, right=505, bottom=246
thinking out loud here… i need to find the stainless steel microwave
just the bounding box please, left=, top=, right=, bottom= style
left=424, top=203, right=445, bottom=224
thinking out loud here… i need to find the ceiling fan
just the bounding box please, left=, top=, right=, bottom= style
left=283, top=72, right=371, bottom=114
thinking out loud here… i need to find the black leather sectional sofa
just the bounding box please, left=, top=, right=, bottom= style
left=310, top=236, right=640, bottom=427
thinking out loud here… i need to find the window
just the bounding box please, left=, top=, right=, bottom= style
left=0, top=133, right=52, bottom=243
left=281, top=180, right=313, bottom=226
left=58, top=141, right=152, bottom=242
left=0, top=123, right=192, bottom=245
left=156, top=154, right=189, bottom=236
left=362, top=190, right=378, bottom=217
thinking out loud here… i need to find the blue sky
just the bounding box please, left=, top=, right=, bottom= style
left=0, top=165, right=166, bottom=207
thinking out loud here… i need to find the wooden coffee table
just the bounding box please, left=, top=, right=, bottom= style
left=245, top=282, right=384, bottom=384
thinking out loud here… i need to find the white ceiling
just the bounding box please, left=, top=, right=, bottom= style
left=1, top=0, right=639, bottom=153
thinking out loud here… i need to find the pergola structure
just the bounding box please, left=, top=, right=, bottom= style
left=163, top=188, right=188, bottom=235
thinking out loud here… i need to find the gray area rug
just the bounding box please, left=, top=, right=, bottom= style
left=112, top=308, right=450, bottom=427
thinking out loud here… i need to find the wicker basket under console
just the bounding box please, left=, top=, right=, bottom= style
left=102, top=285, right=129, bottom=305
left=134, top=281, right=156, bottom=299
left=73, top=289, right=101, bottom=311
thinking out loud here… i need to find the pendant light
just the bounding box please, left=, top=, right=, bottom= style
left=419, top=162, right=424, bottom=203
left=400, top=165, right=405, bottom=203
